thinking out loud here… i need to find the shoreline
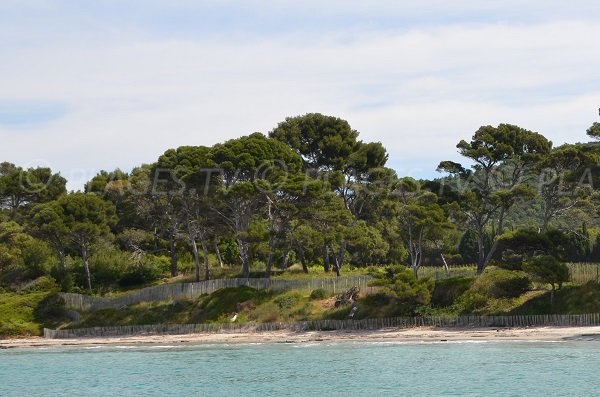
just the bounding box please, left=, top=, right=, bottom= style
left=3, top=326, right=600, bottom=349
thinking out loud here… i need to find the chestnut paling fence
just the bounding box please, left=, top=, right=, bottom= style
left=44, top=313, right=600, bottom=339
left=58, top=263, right=600, bottom=312
left=59, top=276, right=375, bottom=312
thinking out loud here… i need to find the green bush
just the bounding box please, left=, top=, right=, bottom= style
left=471, top=267, right=530, bottom=298
left=456, top=291, right=489, bottom=312
left=33, top=294, right=66, bottom=320
left=431, top=277, right=474, bottom=307
left=274, top=294, right=300, bottom=310
left=50, top=265, right=73, bottom=292
left=20, top=276, right=59, bottom=293
left=369, top=265, right=435, bottom=308
left=119, top=255, right=163, bottom=287
left=523, top=256, right=569, bottom=290
left=309, top=288, right=331, bottom=300
left=89, top=246, right=129, bottom=286
left=221, top=239, right=241, bottom=265
left=362, top=292, right=392, bottom=306
left=21, top=239, right=57, bottom=279
left=252, top=302, right=280, bottom=323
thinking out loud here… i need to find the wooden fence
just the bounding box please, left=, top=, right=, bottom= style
left=421, top=263, right=600, bottom=284
left=43, top=313, right=600, bottom=339
left=59, top=276, right=374, bottom=312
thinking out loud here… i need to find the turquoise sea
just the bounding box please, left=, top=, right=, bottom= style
left=1, top=340, right=600, bottom=396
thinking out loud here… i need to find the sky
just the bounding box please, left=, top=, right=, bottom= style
left=1, top=0, right=600, bottom=190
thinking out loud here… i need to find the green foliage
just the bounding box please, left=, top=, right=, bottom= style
left=458, top=230, right=480, bottom=264
left=0, top=162, right=66, bottom=217
left=273, top=293, right=301, bottom=309
left=587, top=122, right=600, bottom=140
left=345, top=220, right=389, bottom=265
left=0, top=221, right=33, bottom=280
left=513, top=282, right=600, bottom=315
left=269, top=113, right=361, bottom=171
left=221, top=239, right=241, bottom=265
left=6, top=114, right=600, bottom=325
left=88, top=244, right=129, bottom=287
left=309, top=288, right=331, bottom=300
left=118, top=254, right=163, bottom=287
left=431, top=277, right=474, bottom=307
left=21, top=238, right=57, bottom=279
left=196, top=286, right=270, bottom=322
left=369, top=265, right=435, bottom=310
left=20, top=275, right=59, bottom=293
left=50, top=265, right=73, bottom=292
left=0, top=276, right=66, bottom=337
left=470, top=267, right=530, bottom=299
left=522, top=256, right=569, bottom=290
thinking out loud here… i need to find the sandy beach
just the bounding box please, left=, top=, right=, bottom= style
left=2, top=326, right=600, bottom=349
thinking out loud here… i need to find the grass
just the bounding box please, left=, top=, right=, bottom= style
left=511, top=282, right=600, bottom=315
left=72, top=286, right=356, bottom=328
left=0, top=277, right=70, bottom=337
left=0, top=290, right=51, bottom=337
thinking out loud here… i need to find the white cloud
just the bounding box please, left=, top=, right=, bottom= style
left=1, top=6, right=599, bottom=189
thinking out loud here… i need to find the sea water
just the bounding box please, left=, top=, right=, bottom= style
left=1, top=340, right=600, bottom=396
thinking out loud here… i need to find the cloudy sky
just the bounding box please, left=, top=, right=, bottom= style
left=1, top=0, right=600, bottom=190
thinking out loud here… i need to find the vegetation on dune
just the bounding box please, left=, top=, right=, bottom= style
left=3, top=113, right=600, bottom=335
left=0, top=277, right=70, bottom=337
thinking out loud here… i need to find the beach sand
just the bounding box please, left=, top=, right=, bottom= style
left=3, top=326, right=600, bottom=349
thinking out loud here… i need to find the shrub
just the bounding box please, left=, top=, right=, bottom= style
left=363, top=292, right=392, bottom=306
left=309, top=288, right=330, bottom=300
left=33, top=294, right=66, bottom=320
left=252, top=302, right=280, bottom=323
left=471, top=267, right=530, bottom=298
left=221, top=239, right=241, bottom=265
left=20, top=276, right=59, bottom=293
left=119, top=254, right=163, bottom=287
left=431, top=277, right=474, bottom=307
left=89, top=245, right=129, bottom=286
left=50, top=265, right=73, bottom=292
left=456, top=291, right=489, bottom=313
left=369, top=265, right=435, bottom=308
left=21, top=239, right=57, bottom=279
left=523, top=256, right=569, bottom=290
left=286, top=264, right=306, bottom=274
left=274, top=294, right=300, bottom=310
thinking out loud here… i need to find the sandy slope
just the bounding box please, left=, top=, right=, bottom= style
left=2, top=326, right=600, bottom=349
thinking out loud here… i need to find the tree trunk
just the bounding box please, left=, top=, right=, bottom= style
left=281, top=248, right=291, bottom=270
left=336, top=240, right=347, bottom=269
left=483, top=239, right=499, bottom=270
left=299, top=249, right=308, bottom=273
left=333, top=255, right=341, bottom=277
left=265, top=232, right=275, bottom=279
left=237, top=239, right=250, bottom=278
left=476, top=231, right=486, bottom=275
left=441, top=253, right=450, bottom=277
left=412, top=264, right=419, bottom=279
left=200, top=238, right=210, bottom=281
left=169, top=235, right=178, bottom=277
left=323, top=243, right=330, bottom=273
left=58, top=249, right=66, bottom=272
left=191, top=238, right=201, bottom=282
left=266, top=250, right=273, bottom=279
left=214, top=239, right=224, bottom=268
left=81, top=242, right=92, bottom=291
